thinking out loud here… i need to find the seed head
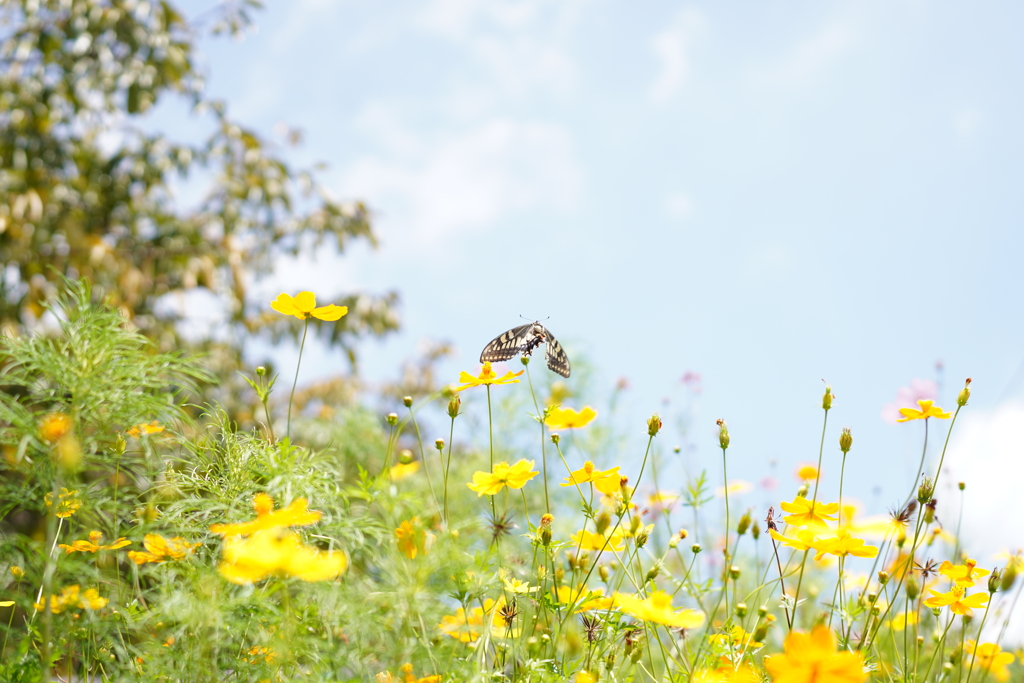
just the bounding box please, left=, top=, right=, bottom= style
left=917, top=477, right=935, bottom=504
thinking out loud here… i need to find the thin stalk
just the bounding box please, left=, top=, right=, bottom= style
left=964, top=600, right=993, bottom=683
left=286, top=317, right=310, bottom=440
left=721, top=443, right=730, bottom=618
left=486, top=385, right=496, bottom=523
left=792, top=406, right=829, bottom=630
left=524, top=363, right=550, bottom=513
left=407, top=404, right=441, bottom=519
left=902, top=418, right=929, bottom=511
left=444, top=416, right=456, bottom=526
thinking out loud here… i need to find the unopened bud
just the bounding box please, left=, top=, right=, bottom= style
left=520, top=356, right=530, bottom=366
left=735, top=602, right=748, bottom=618
left=599, top=565, right=610, bottom=582
left=988, top=569, right=1002, bottom=594
left=398, top=449, right=414, bottom=464
left=822, top=384, right=833, bottom=410
left=551, top=433, right=560, bottom=445
left=839, top=427, right=853, bottom=453
left=1001, top=561, right=1019, bottom=591
left=878, top=571, right=890, bottom=586
left=757, top=606, right=768, bottom=618
left=729, top=565, right=741, bottom=580
left=924, top=499, right=936, bottom=524
left=635, top=526, right=651, bottom=549
left=386, top=413, right=399, bottom=426
left=630, top=515, right=642, bottom=535
left=435, top=438, right=445, bottom=451
left=647, top=414, right=662, bottom=437
left=906, top=576, right=920, bottom=601
left=866, top=591, right=877, bottom=604
left=959, top=482, right=966, bottom=491
left=737, top=510, right=752, bottom=536
left=717, top=419, right=730, bottom=449
left=447, top=396, right=461, bottom=419
left=403, top=396, right=413, bottom=408
left=942, top=663, right=954, bottom=674
left=797, top=484, right=809, bottom=498
left=645, top=562, right=661, bottom=582
left=595, top=511, right=611, bottom=536
left=751, top=522, right=760, bottom=540
left=540, top=526, right=552, bottom=546
left=917, top=477, right=935, bottom=504
left=577, top=552, right=590, bottom=570
left=957, top=379, right=971, bottom=407
left=256, top=365, right=266, bottom=376
left=691, top=543, right=702, bottom=554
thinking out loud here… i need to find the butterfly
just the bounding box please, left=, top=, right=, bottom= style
left=479, top=321, right=570, bottom=378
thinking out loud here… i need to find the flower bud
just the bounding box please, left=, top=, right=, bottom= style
left=398, top=449, right=414, bottom=465
left=797, top=484, right=809, bottom=498
left=752, top=614, right=775, bottom=643
left=917, top=477, right=935, bottom=504
left=923, top=499, right=936, bottom=524
left=386, top=413, right=399, bottom=426
left=403, top=396, right=413, bottom=408
left=942, top=663, right=954, bottom=675
left=555, top=568, right=565, bottom=582
left=447, top=396, right=461, bottom=419
left=599, top=564, right=610, bottom=582
left=1001, top=561, right=1018, bottom=592
left=435, top=438, right=445, bottom=451
left=635, top=526, right=651, bottom=549
left=737, top=510, right=752, bottom=536
left=647, top=414, right=662, bottom=437
left=877, top=571, right=889, bottom=586
left=959, top=481, right=966, bottom=491
left=256, top=365, right=266, bottom=376
left=957, top=378, right=971, bottom=407
left=822, top=384, right=834, bottom=410
left=986, top=569, right=1001, bottom=594
left=595, top=511, right=611, bottom=536
left=551, top=433, right=560, bottom=445
left=729, top=565, right=741, bottom=581
left=520, top=356, right=530, bottom=366
left=735, top=602, right=748, bottom=618
left=751, top=521, right=760, bottom=540
left=56, top=434, right=81, bottom=471
left=577, top=551, right=590, bottom=570
left=646, top=562, right=661, bottom=583
left=839, top=427, right=853, bottom=454
left=906, top=575, right=920, bottom=601
left=691, top=543, right=702, bottom=554
left=717, top=419, right=730, bottom=449
left=866, top=591, right=877, bottom=604
left=630, top=641, right=644, bottom=663
left=39, top=412, right=73, bottom=444
left=540, top=526, right=552, bottom=546
left=758, top=605, right=768, bottom=618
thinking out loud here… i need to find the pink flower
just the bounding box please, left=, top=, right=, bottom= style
left=881, top=379, right=937, bottom=425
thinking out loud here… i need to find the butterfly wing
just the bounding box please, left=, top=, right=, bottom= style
left=480, top=324, right=531, bottom=363
left=544, top=329, right=571, bottom=378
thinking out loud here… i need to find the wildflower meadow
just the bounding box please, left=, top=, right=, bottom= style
left=0, top=282, right=1020, bottom=683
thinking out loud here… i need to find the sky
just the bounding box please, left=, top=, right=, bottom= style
left=162, top=0, right=1024, bottom=598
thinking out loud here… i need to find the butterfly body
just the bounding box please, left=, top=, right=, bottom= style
left=480, top=322, right=570, bottom=377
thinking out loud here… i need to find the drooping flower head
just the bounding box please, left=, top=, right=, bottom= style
left=467, top=460, right=538, bottom=496
left=764, top=624, right=866, bottom=683
left=453, top=362, right=524, bottom=392
left=271, top=291, right=348, bottom=321
left=545, top=406, right=597, bottom=430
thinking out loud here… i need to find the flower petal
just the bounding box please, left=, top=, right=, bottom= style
left=293, top=291, right=317, bottom=313
left=311, top=304, right=348, bottom=321
left=270, top=293, right=302, bottom=318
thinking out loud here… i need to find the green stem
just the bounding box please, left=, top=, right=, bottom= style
left=792, top=406, right=829, bottom=630
left=286, top=317, right=310, bottom=440
left=524, top=363, right=550, bottom=513
left=486, top=385, right=496, bottom=524
left=721, top=444, right=730, bottom=618
left=964, top=600, right=992, bottom=683
left=407, top=404, right=441, bottom=519
left=444, top=416, right=455, bottom=527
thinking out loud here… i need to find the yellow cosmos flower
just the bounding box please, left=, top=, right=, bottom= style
left=453, top=362, right=524, bottom=392
left=708, top=625, right=764, bottom=650
left=33, top=585, right=108, bottom=613
left=692, top=666, right=761, bottom=683
left=270, top=291, right=348, bottom=321
left=0, top=600, right=12, bottom=607
left=613, top=590, right=705, bottom=629
left=502, top=577, right=538, bottom=594
left=217, top=529, right=347, bottom=584
left=764, top=625, right=865, bottom=683
left=39, top=412, right=73, bottom=443
left=923, top=585, right=989, bottom=615
left=395, top=518, right=426, bottom=560
left=10, top=566, right=24, bottom=579
left=545, top=406, right=597, bottom=430
left=780, top=496, right=839, bottom=529
left=571, top=528, right=625, bottom=552
left=467, top=460, right=538, bottom=496
left=126, top=421, right=165, bottom=438
left=438, top=598, right=505, bottom=642
left=795, top=464, right=819, bottom=481
left=966, top=641, right=1015, bottom=683
left=209, top=493, right=322, bottom=536
left=769, top=527, right=826, bottom=552
left=59, top=530, right=131, bottom=554
left=896, top=399, right=953, bottom=422
left=810, top=529, right=879, bottom=561
left=554, top=585, right=614, bottom=612
left=391, top=663, right=441, bottom=683
left=888, top=611, right=919, bottom=631
left=575, top=672, right=596, bottom=683
left=127, top=533, right=200, bottom=564
left=44, top=488, right=81, bottom=518
left=938, top=559, right=990, bottom=587
left=561, top=461, right=621, bottom=494
left=389, top=461, right=421, bottom=481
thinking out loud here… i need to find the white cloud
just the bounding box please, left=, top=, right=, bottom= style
left=750, top=23, right=856, bottom=89
left=665, top=191, right=694, bottom=219
left=343, top=115, right=583, bottom=245
left=648, top=8, right=706, bottom=104
left=945, top=401, right=1024, bottom=639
